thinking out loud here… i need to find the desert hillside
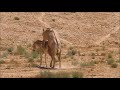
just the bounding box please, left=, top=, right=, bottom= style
left=0, top=12, right=120, bottom=78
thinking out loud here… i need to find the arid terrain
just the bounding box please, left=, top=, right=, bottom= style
left=0, top=12, right=120, bottom=78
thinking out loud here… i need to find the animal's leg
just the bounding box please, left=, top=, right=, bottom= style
left=51, top=56, right=56, bottom=68
left=45, top=53, right=47, bottom=67
left=40, top=54, right=42, bottom=67
left=58, top=52, right=61, bottom=68
left=50, top=59, right=53, bottom=68
left=56, top=54, right=61, bottom=68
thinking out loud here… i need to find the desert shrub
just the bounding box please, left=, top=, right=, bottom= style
left=67, top=47, right=77, bottom=56
left=107, top=58, right=114, bottom=65
left=116, top=59, right=120, bottom=63
left=93, top=61, right=99, bottom=64
left=27, top=43, right=32, bottom=48
left=80, top=61, right=96, bottom=67
left=0, top=59, right=5, bottom=64
left=28, top=57, right=34, bottom=63
left=114, top=41, right=119, bottom=45
left=25, top=50, right=39, bottom=62
left=24, top=52, right=30, bottom=59
left=1, top=52, right=8, bottom=58
left=107, top=53, right=113, bottom=59
left=17, top=45, right=26, bottom=55
left=92, top=56, right=95, bottom=59
left=30, top=63, right=38, bottom=67
left=7, top=47, right=14, bottom=53
left=96, top=49, right=99, bottom=52
left=111, top=63, right=118, bottom=68
left=14, top=17, right=20, bottom=20
left=101, top=53, right=106, bottom=56
left=118, top=51, right=120, bottom=54
left=91, top=52, right=95, bottom=56
left=52, top=19, right=55, bottom=22
left=71, top=59, right=78, bottom=66
left=31, top=51, right=39, bottom=59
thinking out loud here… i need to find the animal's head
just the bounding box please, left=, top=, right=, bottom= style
left=32, top=40, right=43, bottom=52
left=42, top=28, right=53, bottom=39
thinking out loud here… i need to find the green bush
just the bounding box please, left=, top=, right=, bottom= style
left=7, top=47, right=14, bottom=53
left=17, top=45, right=26, bottom=55
left=31, top=51, right=39, bottom=59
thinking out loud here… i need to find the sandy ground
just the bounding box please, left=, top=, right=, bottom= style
left=0, top=12, right=120, bottom=78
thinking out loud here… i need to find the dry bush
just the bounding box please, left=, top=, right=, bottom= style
left=14, top=17, right=20, bottom=20
left=111, top=63, right=118, bottom=68
left=0, top=59, right=5, bottom=64
left=7, top=47, right=14, bottom=53
left=80, top=61, right=97, bottom=67
left=67, top=47, right=77, bottom=56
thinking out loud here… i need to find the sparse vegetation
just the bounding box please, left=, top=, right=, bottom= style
left=36, top=71, right=84, bottom=78
left=14, top=17, right=20, bottom=20
left=101, top=53, right=106, bottom=56
left=31, top=51, right=39, bottom=59
left=24, top=50, right=39, bottom=62
left=67, top=47, right=77, bottom=56
left=1, top=12, right=120, bottom=78
left=52, top=19, right=55, bottom=22
left=27, top=43, right=32, bottom=48
left=71, top=59, right=78, bottom=66
left=28, top=57, right=34, bottom=63
left=80, top=61, right=96, bottom=67
left=114, top=41, right=119, bottom=45
left=7, top=47, right=14, bottom=53
left=30, top=63, right=38, bottom=67
left=111, top=63, right=118, bottom=68
left=72, top=72, right=83, bottom=78
left=107, top=58, right=114, bottom=65
left=96, top=49, right=99, bottom=52
left=1, top=52, right=8, bottom=58
left=62, top=55, right=68, bottom=59
left=0, top=59, right=5, bottom=64
left=92, top=56, right=95, bottom=59
left=116, top=59, right=120, bottom=63
left=17, top=45, right=26, bottom=55
left=91, top=52, right=95, bottom=56
left=107, top=53, right=113, bottom=59
left=91, top=52, right=95, bottom=59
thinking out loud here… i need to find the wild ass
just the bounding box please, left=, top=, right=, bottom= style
left=32, top=40, right=48, bottom=67
left=42, top=28, right=61, bottom=68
